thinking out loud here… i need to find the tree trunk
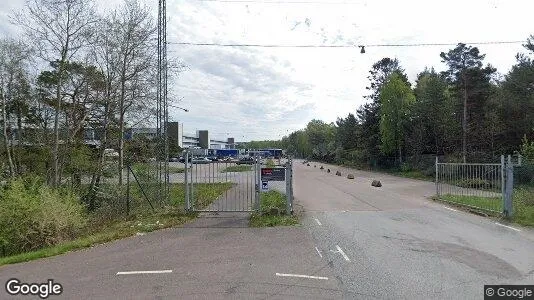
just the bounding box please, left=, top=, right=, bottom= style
left=1, top=89, right=15, bottom=177
left=398, top=145, right=402, bottom=165
left=52, top=62, right=64, bottom=186
left=462, top=72, right=468, bottom=163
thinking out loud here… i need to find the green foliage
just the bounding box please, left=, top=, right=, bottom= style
left=379, top=72, right=415, bottom=157
left=521, top=136, right=534, bottom=161
left=0, top=176, right=87, bottom=256
left=265, top=159, right=275, bottom=167
left=222, top=165, right=252, bottom=172
left=259, top=190, right=287, bottom=213
left=437, top=194, right=503, bottom=213
left=250, top=190, right=298, bottom=227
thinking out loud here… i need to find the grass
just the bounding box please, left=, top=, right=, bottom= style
left=0, top=209, right=196, bottom=266
left=265, top=159, right=276, bottom=167
left=168, top=166, right=185, bottom=173
left=436, top=194, right=502, bottom=213
left=187, top=182, right=234, bottom=209
left=221, top=165, right=253, bottom=173
left=250, top=190, right=299, bottom=227
left=512, top=188, right=534, bottom=226
left=0, top=182, right=233, bottom=266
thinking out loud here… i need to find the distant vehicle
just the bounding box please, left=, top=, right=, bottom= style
left=192, top=157, right=211, bottom=164
left=169, top=157, right=179, bottom=162
left=179, top=156, right=192, bottom=163
left=208, top=156, right=219, bottom=161
left=103, top=148, right=119, bottom=157
left=236, top=157, right=254, bottom=165
left=216, top=149, right=239, bottom=158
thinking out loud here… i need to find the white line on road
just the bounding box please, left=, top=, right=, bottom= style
left=275, top=273, right=328, bottom=280
left=443, top=207, right=458, bottom=212
left=495, top=222, right=521, bottom=232
left=116, top=270, right=173, bottom=275
left=336, top=245, right=351, bottom=262
left=314, top=218, right=322, bottom=226
left=315, top=246, right=323, bottom=258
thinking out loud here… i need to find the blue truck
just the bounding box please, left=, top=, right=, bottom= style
left=216, top=149, right=239, bottom=158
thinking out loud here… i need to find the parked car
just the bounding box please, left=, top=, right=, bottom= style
left=192, top=157, right=211, bottom=164
left=208, top=156, right=219, bottom=161
left=179, top=156, right=192, bottom=163
left=169, top=157, right=179, bottom=162
left=236, top=157, right=254, bottom=165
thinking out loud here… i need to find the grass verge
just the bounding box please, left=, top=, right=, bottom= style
left=435, top=189, right=534, bottom=227
left=250, top=190, right=299, bottom=227
left=436, top=194, right=502, bottom=213
left=0, top=209, right=195, bottom=266
left=512, top=188, right=534, bottom=226
left=168, top=166, right=185, bottom=173
left=0, top=182, right=234, bottom=266
left=221, top=165, right=253, bottom=173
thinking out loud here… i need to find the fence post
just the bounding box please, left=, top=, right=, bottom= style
left=126, top=164, right=130, bottom=216
left=285, top=164, right=291, bottom=215
left=435, top=156, right=439, bottom=197
left=290, top=157, right=294, bottom=214
left=501, top=155, right=505, bottom=214
left=504, top=155, right=514, bottom=218
left=185, top=151, right=190, bottom=211
left=254, top=154, right=260, bottom=211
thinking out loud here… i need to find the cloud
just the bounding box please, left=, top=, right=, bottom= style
left=1, top=0, right=533, bottom=141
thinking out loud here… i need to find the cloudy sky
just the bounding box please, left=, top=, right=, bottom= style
left=1, top=0, right=533, bottom=141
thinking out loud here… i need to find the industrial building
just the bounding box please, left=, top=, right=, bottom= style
left=125, top=122, right=236, bottom=150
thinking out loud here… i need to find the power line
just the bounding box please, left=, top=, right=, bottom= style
left=197, top=0, right=363, bottom=4
left=168, top=40, right=526, bottom=48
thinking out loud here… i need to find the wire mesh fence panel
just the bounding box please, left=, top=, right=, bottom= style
left=512, top=159, right=534, bottom=221
left=436, top=162, right=504, bottom=213
left=188, top=159, right=257, bottom=212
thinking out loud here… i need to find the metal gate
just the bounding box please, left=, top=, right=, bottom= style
left=435, top=155, right=515, bottom=216
left=184, top=152, right=259, bottom=212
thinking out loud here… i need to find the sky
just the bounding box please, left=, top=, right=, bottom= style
left=1, top=0, right=533, bottom=142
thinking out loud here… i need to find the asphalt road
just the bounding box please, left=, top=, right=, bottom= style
left=294, top=160, right=534, bottom=299
left=2, top=159, right=534, bottom=299
left=0, top=213, right=342, bottom=299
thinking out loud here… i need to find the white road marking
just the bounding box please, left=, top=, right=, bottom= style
left=116, top=270, right=173, bottom=275
left=275, top=273, right=328, bottom=280
left=443, top=207, right=458, bottom=212
left=495, top=223, right=521, bottom=232
left=314, top=218, right=322, bottom=226
left=315, top=246, right=323, bottom=258
left=336, top=245, right=351, bottom=262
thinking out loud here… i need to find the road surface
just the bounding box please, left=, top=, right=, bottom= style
left=294, top=160, right=534, bottom=299
left=2, top=160, right=534, bottom=299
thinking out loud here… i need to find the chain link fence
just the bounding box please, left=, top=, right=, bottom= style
left=512, top=158, right=534, bottom=225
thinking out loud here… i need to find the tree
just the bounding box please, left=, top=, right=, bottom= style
left=0, top=38, right=33, bottom=177
left=497, top=36, right=534, bottom=153
left=357, top=58, right=408, bottom=166
left=305, top=119, right=336, bottom=161
left=412, top=68, right=457, bottom=156
left=104, top=0, right=157, bottom=186
left=14, top=0, right=98, bottom=185
left=379, top=72, right=415, bottom=164
left=440, top=43, right=496, bottom=162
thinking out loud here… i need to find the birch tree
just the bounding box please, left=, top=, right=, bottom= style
left=13, top=0, right=97, bottom=185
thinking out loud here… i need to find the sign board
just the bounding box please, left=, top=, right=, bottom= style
left=261, top=180, right=269, bottom=191
left=261, top=167, right=285, bottom=181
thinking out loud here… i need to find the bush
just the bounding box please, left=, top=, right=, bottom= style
left=265, top=159, right=276, bottom=167
left=0, top=177, right=87, bottom=256
left=456, top=178, right=492, bottom=189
